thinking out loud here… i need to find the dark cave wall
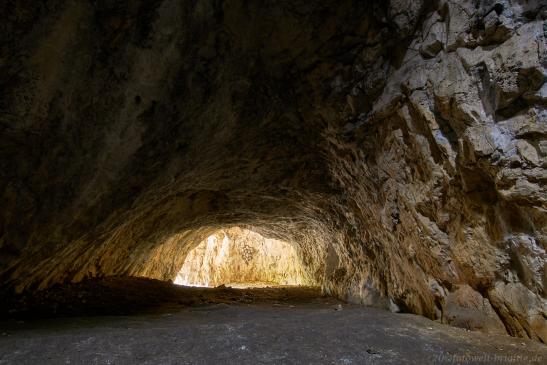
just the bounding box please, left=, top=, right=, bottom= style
left=1, top=0, right=371, bottom=287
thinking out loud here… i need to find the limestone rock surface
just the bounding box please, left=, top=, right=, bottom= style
left=174, top=227, right=314, bottom=287
left=1, top=0, right=545, bottom=341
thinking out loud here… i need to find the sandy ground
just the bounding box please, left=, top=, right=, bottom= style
left=0, top=277, right=545, bottom=364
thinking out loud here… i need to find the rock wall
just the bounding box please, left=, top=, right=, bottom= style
left=0, top=0, right=545, bottom=341
left=325, top=0, right=546, bottom=341
left=174, top=227, right=314, bottom=287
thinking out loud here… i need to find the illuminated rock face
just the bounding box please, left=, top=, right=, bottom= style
left=174, top=227, right=314, bottom=287
left=0, top=0, right=545, bottom=341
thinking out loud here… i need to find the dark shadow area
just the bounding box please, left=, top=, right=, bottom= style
left=0, top=276, right=329, bottom=319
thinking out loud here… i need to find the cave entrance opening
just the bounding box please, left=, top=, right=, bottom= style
left=173, top=227, right=311, bottom=288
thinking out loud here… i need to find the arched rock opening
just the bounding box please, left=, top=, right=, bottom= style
left=1, top=0, right=545, bottom=342
left=173, top=227, right=316, bottom=287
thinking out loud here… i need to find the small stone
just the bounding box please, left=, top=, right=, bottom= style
left=516, top=140, right=540, bottom=166
left=420, top=22, right=445, bottom=58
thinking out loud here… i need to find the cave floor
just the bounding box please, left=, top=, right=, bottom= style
left=0, top=278, right=545, bottom=364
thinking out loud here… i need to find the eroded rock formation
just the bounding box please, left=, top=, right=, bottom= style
left=1, top=0, right=545, bottom=341
left=174, top=227, right=314, bottom=287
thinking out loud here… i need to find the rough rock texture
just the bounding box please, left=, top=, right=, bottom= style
left=0, top=0, right=546, bottom=341
left=337, top=0, right=547, bottom=342
left=174, top=227, right=314, bottom=287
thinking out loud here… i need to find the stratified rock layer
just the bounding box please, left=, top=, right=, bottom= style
left=1, top=0, right=545, bottom=341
